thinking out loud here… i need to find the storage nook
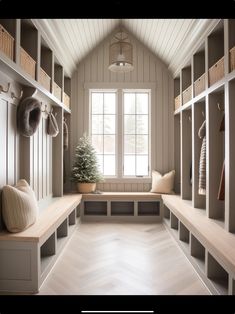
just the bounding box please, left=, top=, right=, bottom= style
left=53, top=59, right=63, bottom=101
left=39, top=37, right=52, bottom=92
left=182, top=65, right=192, bottom=105
left=193, top=45, right=206, bottom=97
left=0, top=19, right=16, bottom=61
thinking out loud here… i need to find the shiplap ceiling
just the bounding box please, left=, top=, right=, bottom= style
left=33, top=19, right=218, bottom=77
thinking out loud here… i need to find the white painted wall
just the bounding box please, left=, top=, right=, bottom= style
left=71, top=29, right=174, bottom=192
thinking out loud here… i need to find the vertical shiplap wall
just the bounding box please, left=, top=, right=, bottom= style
left=71, top=30, right=174, bottom=192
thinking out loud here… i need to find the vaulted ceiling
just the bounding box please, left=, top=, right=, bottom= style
left=33, top=19, right=219, bottom=77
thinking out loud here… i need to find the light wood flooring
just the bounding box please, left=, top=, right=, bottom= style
left=39, top=222, right=210, bottom=295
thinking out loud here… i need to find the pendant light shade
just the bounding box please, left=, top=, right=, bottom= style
left=108, top=30, right=134, bottom=73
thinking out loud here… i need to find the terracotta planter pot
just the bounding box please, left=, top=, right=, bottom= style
left=77, top=182, right=96, bottom=193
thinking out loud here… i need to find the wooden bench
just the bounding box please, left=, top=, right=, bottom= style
left=81, top=192, right=163, bottom=222
left=0, top=194, right=82, bottom=294
left=162, top=194, right=235, bottom=295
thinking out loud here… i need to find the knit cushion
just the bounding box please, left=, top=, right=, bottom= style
left=150, top=170, right=175, bottom=194
left=2, top=179, right=38, bottom=233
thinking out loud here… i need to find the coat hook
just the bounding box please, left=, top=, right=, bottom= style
left=217, top=102, right=224, bottom=112
left=0, top=82, right=10, bottom=94
left=202, top=110, right=205, bottom=117
left=11, top=90, right=23, bottom=100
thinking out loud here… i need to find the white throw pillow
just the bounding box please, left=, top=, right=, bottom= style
left=150, top=170, right=175, bottom=194
left=2, top=179, right=38, bottom=233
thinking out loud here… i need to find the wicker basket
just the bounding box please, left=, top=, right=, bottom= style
left=0, top=24, right=14, bottom=60
left=194, top=73, right=205, bottom=97
left=53, top=81, right=62, bottom=101
left=39, top=67, right=51, bottom=92
left=208, top=56, right=224, bottom=87
left=20, top=47, right=36, bottom=79
left=63, top=92, right=70, bottom=109
left=230, top=46, right=235, bottom=72
left=182, top=85, right=192, bottom=105
left=174, top=94, right=181, bottom=111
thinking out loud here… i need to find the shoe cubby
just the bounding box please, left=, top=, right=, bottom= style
left=208, top=20, right=224, bottom=87
left=181, top=108, right=192, bottom=201
left=20, top=19, right=38, bottom=80
left=53, top=58, right=63, bottom=101
left=179, top=222, right=190, bottom=245
left=0, top=19, right=16, bottom=61
left=190, top=234, right=205, bottom=272
left=69, top=209, right=76, bottom=226
left=40, top=36, right=53, bottom=92
left=207, top=252, right=229, bottom=295
left=193, top=45, right=206, bottom=96
left=207, top=87, right=225, bottom=222
left=137, top=201, right=160, bottom=216
left=56, top=218, right=68, bottom=252
left=63, top=76, right=71, bottom=109
left=170, top=212, right=178, bottom=230
left=182, top=65, right=192, bottom=105
left=192, top=101, right=206, bottom=209
left=174, top=77, right=181, bottom=111
left=40, top=232, right=56, bottom=274
left=163, top=205, right=170, bottom=220
left=111, top=201, right=134, bottom=216
left=228, top=19, right=235, bottom=73
left=84, top=201, right=107, bottom=215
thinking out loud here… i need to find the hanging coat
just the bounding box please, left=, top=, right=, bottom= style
left=198, top=120, right=206, bottom=195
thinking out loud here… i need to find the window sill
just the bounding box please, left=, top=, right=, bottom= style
left=99, top=178, right=152, bottom=184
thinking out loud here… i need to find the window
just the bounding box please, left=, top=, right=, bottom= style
left=90, top=89, right=150, bottom=179
left=91, top=91, right=116, bottom=176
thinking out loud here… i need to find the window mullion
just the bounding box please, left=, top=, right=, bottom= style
left=117, top=88, right=123, bottom=179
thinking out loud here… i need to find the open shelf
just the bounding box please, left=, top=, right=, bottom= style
left=111, top=201, right=134, bottom=216
left=40, top=232, right=56, bottom=274
left=0, top=19, right=16, bottom=62
left=208, top=87, right=225, bottom=221
left=228, top=20, right=235, bottom=73
left=84, top=201, right=107, bottom=215
left=137, top=201, right=160, bottom=216
left=63, top=76, right=71, bottom=109
left=193, top=44, right=206, bottom=97
left=53, top=58, right=63, bottom=101
left=56, top=218, right=68, bottom=251
left=192, top=101, right=206, bottom=209
left=174, top=77, right=181, bottom=111
left=182, top=65, right=192, bottom=105
left=69, top=209, right=76, bottom=225
left=40, top=36, right=52, bottom=92
left=207, top=252, right=229, bottom=295
left=190, top=234, right=205, bottom=272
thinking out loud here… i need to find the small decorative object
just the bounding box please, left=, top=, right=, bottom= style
left=71, top=135, right=104, bottom=193
left=150, top=170, right=175, bottom=194
left=2, top=179, right=38, bottom=233
left=17, top=96, right=41, bottom=137
left=108, top=29, right=134, bottom=73
left=47, top=111, right=59, bottom=137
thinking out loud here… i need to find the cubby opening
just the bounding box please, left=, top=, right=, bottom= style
left=56, top=218, right=68, bottom=252
left=69, top=210, right=76, bottom=226
left=181, top=109, right=192, bottom=200
left=111, top=201, right=134, bottom=216
left=163, top=205, right=170, bottom=220
left=0, top=19, right=16, bottom=61
left=228, top=19, right=235, bottom=73
left=174, top=77, right=181, bottom=111
left=207, top=252, right=229, bottom=295
left=179, top=222, right=190, bottom=244
left=174, top=114, right=181, bottom=194
left=208, top=20, right=224, bottom=86
left=192, top=101, right=206, bottom=209
left=76, top=204, right=81, bottom=218
left=170, top=212, right=179, bottom=230
left=190, top=234, right=205, bottom=272
left=137, top=201, right=160, bottom=216
left=208, top=88, right=225, bottom=222
left=20, top=19, right=38, bottom=79
left=53, top=58, right=63, bottom=101
left=40, top=232, right=56, bottom=274
left=40, top=37, right=53, bottom=92
left=182, top=65, right=192, bottom=105
left=84, top=201, right=107, bottom=215
left=193, top=46, right=206, bottom=97
left=63, top=76, right=71, bottom=109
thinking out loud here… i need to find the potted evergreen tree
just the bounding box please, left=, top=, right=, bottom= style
left=71, top=135, right=104, bottom=193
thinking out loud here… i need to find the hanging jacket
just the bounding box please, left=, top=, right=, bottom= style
left=198, top=120, right=206, bottom=195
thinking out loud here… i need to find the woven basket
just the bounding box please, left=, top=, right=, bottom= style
left=63, top=92, right=70, bottom=109
left=208, top=56, right=224, bottom=87
left=39, top=67, right=51, bottom=92
left=230, top=46, right=235, bottom=72
left=0, top=24, right=14, bottom=60
left=53, top=81, right=62, bottom=101
left=194, top=73, right=205, bottom=97
left=174, top=94, right=181, bottom=111
left=20, top=47, right=36, bottom=79
left=182, top=85, right=192, bottom=105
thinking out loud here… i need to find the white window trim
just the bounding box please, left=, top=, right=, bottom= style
left=85, top=82, right=156, bottom=184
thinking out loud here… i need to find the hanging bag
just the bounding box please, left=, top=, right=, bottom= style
left=47, top=111, right=59, bottom=137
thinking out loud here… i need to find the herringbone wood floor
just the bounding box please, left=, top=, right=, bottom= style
left=39, top=222, right=209, bottom=295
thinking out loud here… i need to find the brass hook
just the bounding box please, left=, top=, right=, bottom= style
left=11, top=90, right=23, bottom=100
left=0, top=82, right=10, bottom=94
left=217, top=102, right=224, bottom=112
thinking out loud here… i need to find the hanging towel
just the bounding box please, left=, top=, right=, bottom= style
left=218, top=114, right=225, bottom=200
left=198, top=120, right=206, bottom=195
left=63, top=120, right=69, bottom=151
left=47, top=112, right=59, bottom=137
